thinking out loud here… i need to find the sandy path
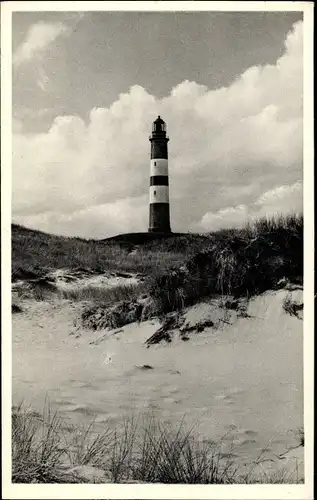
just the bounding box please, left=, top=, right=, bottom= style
left=12, top=289, right=303, bottom=480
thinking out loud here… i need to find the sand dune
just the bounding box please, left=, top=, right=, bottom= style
left=12, top=278, right=304, bottom=481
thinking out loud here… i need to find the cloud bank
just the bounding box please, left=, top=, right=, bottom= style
left=13, top=21, right=303, bottom=238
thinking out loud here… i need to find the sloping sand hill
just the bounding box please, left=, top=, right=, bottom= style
left=12, top=278, right=303, bottom=481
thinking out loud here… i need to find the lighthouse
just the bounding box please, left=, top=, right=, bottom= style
left=148, top=116, right=171, bottom=233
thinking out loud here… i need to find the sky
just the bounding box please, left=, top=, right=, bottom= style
left=12, top=10, right=304, bottom=238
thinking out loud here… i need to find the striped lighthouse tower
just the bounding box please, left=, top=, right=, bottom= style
left=148, top=116, right=171, bottom=233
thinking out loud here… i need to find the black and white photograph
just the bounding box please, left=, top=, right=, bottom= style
left=1, top=1, right=314, bottom=499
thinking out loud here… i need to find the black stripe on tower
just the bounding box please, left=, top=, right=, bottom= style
left=149, top=204, right=171, bottom=233
left=150, top=176, right=169, bottom=186
left=151, top=141, right=168, bottom=159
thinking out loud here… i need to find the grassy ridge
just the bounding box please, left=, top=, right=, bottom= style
left=12, top=215, right=303, bottom=327
left=12, top=215, right=302, bottom=287
left=12, top=224, right=211, bottom=280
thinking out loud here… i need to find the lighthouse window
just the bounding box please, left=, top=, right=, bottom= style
left=154, top=161, right=156, bottom=166
left=154, top=190, right=157, bottom=195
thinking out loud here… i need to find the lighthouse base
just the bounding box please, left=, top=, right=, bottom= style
left=148, top=228, right=171, bottom=233
left=148, top=203, right=171, bottom=233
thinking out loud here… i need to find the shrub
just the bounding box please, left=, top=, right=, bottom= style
left=81, top=300, right=147, bottom=330
left=144, top=214, right=303, bottom=315
left=282, top=293, right=304, bottom=318
left=297, top=427, right=305, bottom=447
left=146, top=269, right=204, bottom=315
left=190, top=214, right=302, bottom=297
left=12, top=303, right=23, bottom=313
left=14, top=279, right=57, bottom=301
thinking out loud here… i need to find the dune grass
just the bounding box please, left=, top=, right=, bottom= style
left=12, top=403, right=303, bottom=484
left=60, top=282, right=145, bottom=304
left=12, top=404, right=237, bottom=484
left=14, top=278, right=145, bottom=306
left=12, top=403, right=76, bottom=483
left=147, top=214, right=303, bottom=315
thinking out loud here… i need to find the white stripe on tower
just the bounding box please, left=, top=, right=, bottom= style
left=150, top=158, right=168, bottom=177
left=149, top=185, right=169, bottom=204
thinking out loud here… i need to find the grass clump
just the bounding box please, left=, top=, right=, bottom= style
left=298, top=427, right=305, bottom=447
left=81, top=300, right=145, bottom=331
left=190, top=214, right=302, bottom=297
left=69, top=420, right=114, bottom=469
left=12, top=403, right=76, bottom=483
left=127, top=417, right=237, bottom=484
left=12, top=403, right=303, bottom=484
left=12, top=303, right=23, bottom=313
left=12, top=404, right=238, bottom=484
left=282, top=293, right=303, bottom=318
left=146, top=269, right=204, bottom=315
left=148, top=214, right=303, bottom=315
left=60, top=283, right=144, bottom=304
left=13, top=278, right=57, bottom=301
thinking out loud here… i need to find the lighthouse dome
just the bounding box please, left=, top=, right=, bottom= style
left=152, top=115, right=166, bottom=132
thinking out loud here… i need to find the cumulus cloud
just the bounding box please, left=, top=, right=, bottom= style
left=14, top=196, right=148, bottom=239
left=255, top=180, right=303, bottom=216
left=199, top=205, right=250, bottom=231
left=198, top=180, right=303, bottom=231
left=12, top=21, right=303, bottom=238
left=13, top=21, right=70, bottom=68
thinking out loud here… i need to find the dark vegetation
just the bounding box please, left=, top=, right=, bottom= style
left=12, top=403, right=303, bottom=484
left=12, top=303, right=23, bottom=313
left=282, top=293, right=304, bottom=319
left=81, top=299, right=145, bottom=331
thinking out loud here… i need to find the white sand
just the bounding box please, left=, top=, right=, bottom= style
left=12, top=287, right=303, bottom=481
